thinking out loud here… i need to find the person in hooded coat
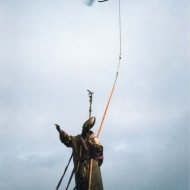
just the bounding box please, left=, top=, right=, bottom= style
left=55, top=117, right=104, bottom=190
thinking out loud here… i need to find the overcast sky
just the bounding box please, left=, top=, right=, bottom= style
left=0, top=0, right=189, bottom=190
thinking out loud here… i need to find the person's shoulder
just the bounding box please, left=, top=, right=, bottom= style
left=90, top=132, right=102, bottom=145
left=89, top=131, right=96, bottom=138
left=72, top=135, right=82, bottom=141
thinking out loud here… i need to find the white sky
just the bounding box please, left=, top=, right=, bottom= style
left=0, top=0, right=189, bottom=189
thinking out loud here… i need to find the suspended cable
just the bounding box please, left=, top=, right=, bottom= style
left=97, top=0, right=122, bottom=137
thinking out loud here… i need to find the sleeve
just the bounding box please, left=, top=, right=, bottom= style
left=92, top=144, right=103, bottom=156
left=94, top=144, right=103, bottom=166
left=59, top=130, right=72, bottom=148
left=89, top=137, right=103, bottom=166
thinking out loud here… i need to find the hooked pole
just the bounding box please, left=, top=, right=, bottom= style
left=87, top=90, right=93, bottom=122
left=87, top=89, right=94, bottom=190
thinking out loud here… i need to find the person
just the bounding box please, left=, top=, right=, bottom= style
left=55, top=116, right=104, bottom=190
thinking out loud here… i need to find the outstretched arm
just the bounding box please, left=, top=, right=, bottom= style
left=55, top=124, right=72, bottom=148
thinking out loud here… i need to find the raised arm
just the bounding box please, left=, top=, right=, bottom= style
left=55, top=124, right=72, bottom=148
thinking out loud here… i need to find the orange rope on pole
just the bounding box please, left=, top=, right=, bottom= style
left=97, top=0, right=122, bottom=137
left=97, top=72, right=119, bottom=137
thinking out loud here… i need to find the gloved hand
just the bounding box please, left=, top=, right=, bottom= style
left=55, top=124, right=61, bottom=133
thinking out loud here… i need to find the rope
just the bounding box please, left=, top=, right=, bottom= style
left=97, top=0, right=122, bottom=137
left=55, top=153, right=73, bottom=190
left=65, top=168, right=75, bottom=190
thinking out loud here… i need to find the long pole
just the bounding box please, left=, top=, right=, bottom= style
left=87, top=90, right=93, bottom=190
left=55, top=153, right=73, bottom=190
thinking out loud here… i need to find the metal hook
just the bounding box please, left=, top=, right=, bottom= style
left=98, top=0, right=109, bottom=2
left=87, top=90, right=94, bottom=103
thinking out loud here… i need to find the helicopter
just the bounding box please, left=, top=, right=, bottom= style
left=86, top=0, right=108, bottom=6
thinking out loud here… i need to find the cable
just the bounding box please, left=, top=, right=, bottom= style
left=97, top=0, right=122, bottom=137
